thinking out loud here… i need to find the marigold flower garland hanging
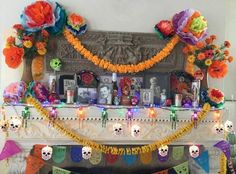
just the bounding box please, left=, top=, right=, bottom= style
left=63, top=29, right=180, bottom=73
left=26, top=96, right=211, bottom=155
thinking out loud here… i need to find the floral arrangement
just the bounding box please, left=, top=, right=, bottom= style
left=201, top=88, right=224, bottom=108
left=183, top=35, right=234, bottom=78
left=66, top=13, right=87, bottom=36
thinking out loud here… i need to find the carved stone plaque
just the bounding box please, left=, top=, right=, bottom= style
left=45, top=31, right=185, bottom=75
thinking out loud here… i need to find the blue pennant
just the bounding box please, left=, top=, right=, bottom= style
left=71, top=146, right=83, bottom=163
left=122, top=154, right=137, bottom=166
left=194, top=150, right=209, bottom=174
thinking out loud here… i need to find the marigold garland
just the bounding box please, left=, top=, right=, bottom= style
left=219, top=153, right=227, bottom=174
left=26, top=96, right=211, bottom=155
left=63, top=29, right=180, bottom=73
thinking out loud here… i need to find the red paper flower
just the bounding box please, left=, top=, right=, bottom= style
left=204, top=50, right=214, bottom=58
left=3, top=47, right=24, bottom=69
left=156, top=20, right=174, bottom=37
left=81, top=73, right=94, bottom=85
left=13, top=24, right=24, bottom=30
left=208, top=61, right=228, bottom=78
left=208, top=88, right=224, bottom=104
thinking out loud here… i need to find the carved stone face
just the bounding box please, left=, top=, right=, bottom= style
left=189, top=145, right=199, bottom=158
left=41, top=146, right=53, bottom=161
left=131, top=124, right=141, bottom=137
left=113, top=123, right=123, bottom=136
left=213, top=123, right=224, bottom=134
left=158, top=145, right=169, bottom=157
left=82, top=146, right=92, bottom=160
left=224, top=120, right=234, bottom=133
left=0, top=120, right=8, bottom=132
left=9, top=118, right=22, bottom=132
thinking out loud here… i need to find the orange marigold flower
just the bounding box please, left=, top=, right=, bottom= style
left=3, top=47, right=24, bottom=69
left=228, top=56, right=234, bottom=63
left=35, top=42, right=46, bottom=49
left=182, top=46, right=190, bottom=54
left=196, top=42, right=205, bottom=49
left=224, top=50, right=230, bottom=56
left=41, top=29, right=49, bottom=38
left=210, top=35, right=217, bottom=40
left=224, top=41, right=231, bottom=48
left=208, top=60, right=228, bottom=78
left=37, top=48, right=47, bottom=55
left=6, top=36, right=15, bottom=44
left=23, top=40, right=33, bottom=48
left=197, top=53, right=206, bottom=60
left=205, top=38, right=212, bottom=44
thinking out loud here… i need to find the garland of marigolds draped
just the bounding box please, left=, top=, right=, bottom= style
left=26, top=96, right=212, bottom=155
left=63, top=29, right=180, bottom=73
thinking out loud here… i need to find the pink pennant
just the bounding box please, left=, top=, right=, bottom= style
left=0, top=140, right=22, bottom=160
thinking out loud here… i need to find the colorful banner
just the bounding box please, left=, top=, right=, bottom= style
left=0, top=140, right=22, bottom=160
left=172, top=146, right=184, bottom=161
left=152, top=169, right=168, bottom=174
left=214, top=140, right=230, bottom=160
left=123, top=154, right=137, bottom=166
left=140, top=152, right=152, bottom=165
left=52, top=146, right=67, bottom=164
left=25, top=155, right=45, bottom=174
left=173, top=161, right=189, bottom=174
left=105, top=153, right=119, bottom=164
left=70, top=146, right=83, bottom=162
left=33, top=144, right=45, bottom=159
left=89, top=150, right=102, bottom=165
left=52, top=166, right=71, bottom=174
left=194, top=150, right=209, bottom=174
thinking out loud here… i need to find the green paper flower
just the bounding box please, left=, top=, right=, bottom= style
left=190, top=16, right=207, bottom=33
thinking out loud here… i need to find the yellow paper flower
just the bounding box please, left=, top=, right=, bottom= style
left=187, top=55, right=195, bottom=63
left=37, top=48, right=47, bottom=55
left=23, top=40, right=33, bottom=48
left=205, top=59, right=212, bottom=66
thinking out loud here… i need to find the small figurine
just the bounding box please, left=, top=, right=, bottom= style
left=160, top=89, right=167, bottom=106
left=150, top=77, right=161, bottom=104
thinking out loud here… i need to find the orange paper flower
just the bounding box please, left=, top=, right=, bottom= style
left=3, top=47, right=24, bottom=68
left=224, top=41, right=231, bottom=48
left=208, top=61, right=228, bottom=78
left=197, top=53, right=206, bottom=60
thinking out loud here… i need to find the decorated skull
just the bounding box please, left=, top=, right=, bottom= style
left=158, top=145, right=169, bottom=157
left=82, top=146, right=92, bottom=160
left=131, top=124, right=141, bottom=137
left=189, top=145, right=200, bottom=158
left=224, top=120, right=234, bottom=133
left=41, top=146, right=53, bottom=161
left=9, top=118, right=22, bottom=132
left=113, top=123, right=123, bottom=136
left=50, top=58, right=62, bottom=71
left=213, top=123, right=224, bottom=134
left=0, top=120, right=8, bottom=132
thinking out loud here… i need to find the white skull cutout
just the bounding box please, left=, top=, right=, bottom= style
left=113, top=123, right=123, bottom=136
left=9, top=118, right=22, bottom=132
left=131, top=124, right=141, bottom=137
left=82, top=146, right=92, bottom=160
left=224, top=120, right=234, bottom=133
left=189, top=145, right=200, bottom=158
left=0, top=120, right=8, bottom=132
left=158, top=145, right=169, bottom=157
left=41, top=146, right=53, bottom=161
left=213, top=123, right=224, bottom=134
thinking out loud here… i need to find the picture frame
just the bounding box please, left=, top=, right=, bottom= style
left=77, top=88, right=97, bottom=104
left=97, top=83, right=113, bottom=105
left=140, top=89, right=154, bottom=105
left=58, top=75, right=76, bottom=99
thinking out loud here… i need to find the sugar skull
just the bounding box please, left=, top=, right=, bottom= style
left=113, top=123, right=123, bottom=136
left=213, top=123, right=224, bottom=134
left=50, top=58, right=62, bottom=71
left=189, top=145, right=200, bottom=158
left=224, top=120, right=234, bottom=133
left=82, top=146, right=92, bottom=160
left=0, top=120, right=8, bottom=132
left=41, top=146, right=53, bottom=161
left=9, top=118, right=22, bottom=132
left=131, top=124, right=141, bottom=137
left=158, top=145, right=169, bottom=157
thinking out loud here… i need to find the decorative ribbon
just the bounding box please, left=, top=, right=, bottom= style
left=26, top=96, right=211, bottom=155
left=63, top=29, right=180, bottom=73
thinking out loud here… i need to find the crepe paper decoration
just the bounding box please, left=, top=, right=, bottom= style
left=71, top=146, right=83, bottom=162
left=123, top=154, right=137, bottom=166
left=154, top=20, right=174, bottom=39
left=173, top=161, right=189, bottom=174
left=214, top=140, right=230, bottom=160
left=89, top=150, right=102, bottom=165
left=227, top=159, right=236, bottom=174
left=105, top=153, right=119, bottom=164
left=25, top=155, right=45, bottom=174
left=52, top=166, right=71, bottom=174
left=152, top=169, right=168, bottom=174
left=194, top=150, right=209, bottom=174
left=33, top=144, right=46, bottom=159
left=227, top=133, right=236, bottom=145
left=52, top=146, right=67, bottom=164
left=172, top=146, right=184, bottom=161
left=66, top=13, right=87, bottom=36
left=0, top=140, right=22, bottom=160
left=140, top=152, right=152, bottom=165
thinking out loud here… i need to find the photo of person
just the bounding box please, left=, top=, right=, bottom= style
left=77, top=88, right=97, bottom=104
left=141, top=89, right=154, bottom=105
left=98, top=83, right=112, bottom=105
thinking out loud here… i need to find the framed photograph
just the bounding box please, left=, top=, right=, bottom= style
left=98, top=83, right=113, bottom=105
left=58, top=75, right=76, bottom=99
left=77, top=88, right=97, bottom=104
left=140, top=89, right=154, bottom=105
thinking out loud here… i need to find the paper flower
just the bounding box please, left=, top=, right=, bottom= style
left=66, top=13, right=87, bottom=36
left=172, top=9, right=208, bottom=45
left=208, top=60, right=227, bottom=78
left=201, top=88, right=224, bottom=108
left=3, top=47, right=24, bottom=68
left=154, top=20, right=174, bottom=39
